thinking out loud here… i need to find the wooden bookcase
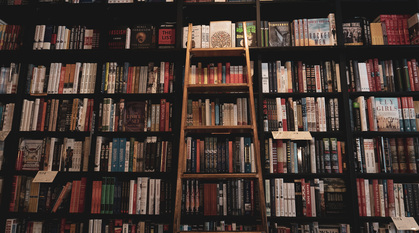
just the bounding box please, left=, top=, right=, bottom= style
left=0, top=0, right=418, bottom=232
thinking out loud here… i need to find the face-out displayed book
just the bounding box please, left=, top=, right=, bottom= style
left=130, top=24, right=156, bottom=49
left=375, top=97, right=401, bottom=132
left=236, top=21, right=258, bottom=47
left=342, top=18, right=364, bottom=45
left=268, top=21, right=291, bottom=47
left=307, top=18, right=331, bottom=46
left=209, top=20, right=232, bottom=48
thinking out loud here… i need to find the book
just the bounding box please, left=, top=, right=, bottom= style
left=307, top=18, right=331, bottom=46
left=375, top=98, right=400, bottom=132
left=268, top=21, right=291, bottom=47
left=236, top=21, right=257, bottom=47
left=124, top=101, right=145, bottom=132
left=158, top=23, right=176, bottom=48
left=342, top=19, right=364, bottom=45
left=130, top=25, right=156, bottom=49
left=209, top=21, right=232, bottom=48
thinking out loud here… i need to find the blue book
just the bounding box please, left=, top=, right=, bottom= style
left=222, top=65, right=226, bottom=83
left=112, top=138, right=119, bottom=172
left=119, top=138, right=126, bottom=172
left=215, top=98, right=220, bottom=125
left=123, top=62, right=129, bottom=93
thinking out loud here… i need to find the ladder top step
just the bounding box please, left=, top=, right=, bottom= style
left=190, top=47, right=246, bottom=57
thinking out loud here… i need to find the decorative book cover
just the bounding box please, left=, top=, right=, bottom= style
left=108, top=26, right=128, bottom=49
left=158, top=23, right=176, bottom=48
left=375, top=97, right=400, bottom=132
left=268, top=21, right=291, bottom=47
left=342, top=19, right=364, bottom=45
left=125, top=101, right=145, bottom=132
left=210, top=21, right=232, bottom=48
left=20, top=139, right=43, bottom=171
left=236, top=21, right=257, bottom=47
left=307, top=18, right=331, bottom=46
left=130, top=25, right=156, bottom=49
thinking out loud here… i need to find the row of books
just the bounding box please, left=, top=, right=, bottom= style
left=362, top=222, right=404, bottom=233
left=91, top=177, right=172, bottom=215
left=101, top=61, right=175, bottom=94
left=94, top=136, right=172, bottom=173
left=180, top=222, right=255, bottom=232
left=264, top=138, right=346, bottom=174
left=20, top=98, right=94, bottom=132
left=0, top=63, right=20, bottom=94
left=0, top=24, right=23, bottom=50
left=27, top=62, right=97, bottom=95
left=4, top=218, right=170, bottom=233
left=0, top=102, right=14, bottom=132
left=185, top=136, right=255, bottom=174
left=186, top=98, right=249, bottom=127
left=33, top=25, right=100, bottom=50
left=189, top=62, right=252, bottom=85
left=354, top=137, right=419, bottom=174
left=109, top=0, right=174, bottom=3
left=259, top=14, right=337, bottom=47
left=356, top=179, right=419, bottom=218
left=98, top=99, right=172, bottom=132
left=89, top=219, right=170, bottom=233
left=16, top=137, right=90, bottom=172
left=350, top=96, right=418, bottom=132
left=265, top=178, right=346, bottom=217
left=108, top=23, right=176, bottom=49
left=8, top=175, right=87, bottom=213
left=261, top=60, right=341, bottom=93
left=182, top=179, right=256, bottom=216
left=346, top=58, right=419, bottom=93
left=101, top=61, right=174, bottom=94
left=344, top=14, right=414, bottom=46
left=182, top=21, right=257, bottom=48
left=268, top=222, right=350, bottom=233
left=263, top=97, right=340, bottom=132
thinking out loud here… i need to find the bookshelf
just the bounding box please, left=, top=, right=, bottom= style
left=0, top=0, right=418, bottom=232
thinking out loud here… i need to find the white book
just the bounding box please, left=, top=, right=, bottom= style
left=233, top=104, right=238, bottom=126
left=88, top=219, right=94, bottom=233
left=310, top=138, right=316, bottom=173
left=281, top=66, right=287, bottom=93
left=79, top=63, right=87, bottom=93
left=269, top=138, right=273, bottom=173
left=357, top=96, right=367, bottom=131
left=209, top=21, right=232, bottom=48
left=314, top=65, right=322, bottom=92
left=148, top=178, right=155, bottom=215
left=183, top=25, right=202, bottom=49
left=261, top=62, right=269, bottom=93
left=37, top=66, right=46, bottom=94
left=265, top=179, right=271, bottom=217
left=202, top=25, right=210, bottom=48
left=31, top=98, right=40, bottom=131
left=61, top=26, right=68, bottom=50
left=125, top=141, right=130, bottom=172
left=398, top=183, right=405, bottom=217
left=47, top=138, right=56, bottom=171
left=242, top=98, right=248, bottom=125
left=136, top=177, right=142, bottom=214
left=290, top=182, right=296, bottom=217
left=30, top=66, right=38, bottom=94
left=310, top=186, right=316, bottom=217
left=379, top=184, right=385, bottom=217
left=56, top=26, right=62, bottom=50
left=394, top=183, right=400, bottom=217
left=129, top=179, right=135, bottom=214
left=90, top=63, right=97, bottom=93
left=46, top=63, right=55, bottom=94
left=94, top=136, right=103, bottom=171
left=358, top=62, right=370, bottom=92
left=302, top=63, right=307, bottom=93
left=53, top=63, right=62, bottom=94
left=363, top=139, right=376, bottom=173
left=26, top=100, right=34, bottom=131
left=3, top=103, right=14, bottom=131
left=231, top=23, right=236, bottom=47
left=72, top=62, right=81, bottom=94
left=78, top=98, right=88, bottom=131
left=125, top=27, right=131, bottom=49
left=250, top=143, right=255, bottom=173
left=38, top=25, right=46, bottom=50
left=139, top=177, right=149, bottom=215
left=155, top=179, right=161, bottom=215
left=33, top=25, right=41, bottom=50
left=274, top=178, right=280, bottom=216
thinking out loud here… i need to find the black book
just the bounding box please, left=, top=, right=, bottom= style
left=294, top=179, right=303, bottom=217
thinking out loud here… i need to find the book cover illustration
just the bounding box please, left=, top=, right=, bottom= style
left=268, top=21, right=291, bottom=47
left=342, top=19, right=363, bottom=45
left=236, top=21, right=257, bottom=47
left=308, top=18, right=331, bottom=46
left=130, top=25, right=156, bottom=49
left=210, top=21, right=232, bottom=48
left=124, top=101, right=145, bottom=132
left=20, top=139, right=43, bottom=171
left=158, top=23, right=176, bottom=48
left=375, top=97, right=400, bottom=132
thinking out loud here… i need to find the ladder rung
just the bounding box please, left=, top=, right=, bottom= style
left=184, top=125, right=254, bottom=134
left=182, top=173, right=259, bottom=179
left=187, top=84, right=249, bottom=93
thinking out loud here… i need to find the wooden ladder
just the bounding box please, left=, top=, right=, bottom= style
left=173, top=22, right=267, bottom=233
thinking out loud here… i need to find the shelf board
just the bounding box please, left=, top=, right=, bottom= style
left=348, top=91, right=419, bottom=97
left=190, top=47, right=246, bottom=57
left=185, top=125, right=254, bottom=134
left=178, top=232, right=263, bottom=233
left=352, top=131, right=419, bottom=137
left=356, top=173, right=419, bottom=180
left=263, top=173, right=347, bottom=179
left=182, top=173, right=258, bottom=179
left=262, top=92, right=342, bottom=98
left=187, top=84, right=249, bottom=93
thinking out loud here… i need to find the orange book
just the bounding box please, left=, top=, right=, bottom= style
left=211, top=101, right=215, bottom=126
left=338, top=141, right=343, bottom=173
left=58, top=65, right=66, bottom=94
left=40, top=101, right=47, bottom=132
left=68, top=64, right=76, bottom=93
left=196, top=139, right=200, bottom=173
left=78, top=177, right=87, bottom=213
left=52, top=182, right=73, bottom=213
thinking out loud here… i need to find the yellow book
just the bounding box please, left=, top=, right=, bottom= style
left=203, top=67, right=208, bottom=84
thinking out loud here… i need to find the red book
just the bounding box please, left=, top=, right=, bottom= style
left=338, top=141, right=343, bottom=173
left=132, top=182, right=137, bottom=214
left=250, top=180, right=254, bottom=214
left=217, top=63, right=222, bottom=84
left=272, top=140, right=278, bottom=173
left=373, top=179, right=380, bottom=217
left=297, top=61, right=304, bottom=93
left=36, top=98, right=44, bottom=131
left=165, top=101, right=170, bottom=131
left=387, top=179, right=395, bottom=217
left=366, top=59, right=375, bottom=92
left=281, top=98, right=287, bottom=131
left=226, top=62, right=230, bottom=83
left=407, top=60, right=416, bottom=91
left=69, top=180, right=78, bottom=213
left=366, top=97, right=374, bottom=131
left=52, top=181, right=73, bottom=213
left=301, top=178, right=307, bottom=216
left=359, top=178, right=366, bottom=216
left=238, top=66, right=243, bottom=83
left=402, top=17, right=410, bottom=45
left=305, top=182, right=312, bottom=217
left=8, top=176, right=18, bottom=212
left=410, top=59, right=419, bottom=91
left=164, top=62, right=170, bottom=93
left=208, top=64, right=214, bottom=84
left=78, top=177, right=87, bottom=213
left=159, top=99, right=166, bottom=132
left=405, top=137, right=417, bottom=173
left=91, top=181, right=97, bottom=213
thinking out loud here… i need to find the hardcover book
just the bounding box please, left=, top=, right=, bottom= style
left=209, top=21, right=232, bottom=48
left=158, top=23, right=176, bottom=48
left=342, top=19, right=364, bottom=45
left=375, top=97, right=400, bottom=132
left=130, top=25, right=156, bottom=49
left=19, top=139, right=43, bottom=171
left=236, top=21, right=257, bottom=47
left=268, top=21, right=291, bottom=47
left=307, top=18, right=331, bottom=46
left=125, top=101, right=146, bottom=132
